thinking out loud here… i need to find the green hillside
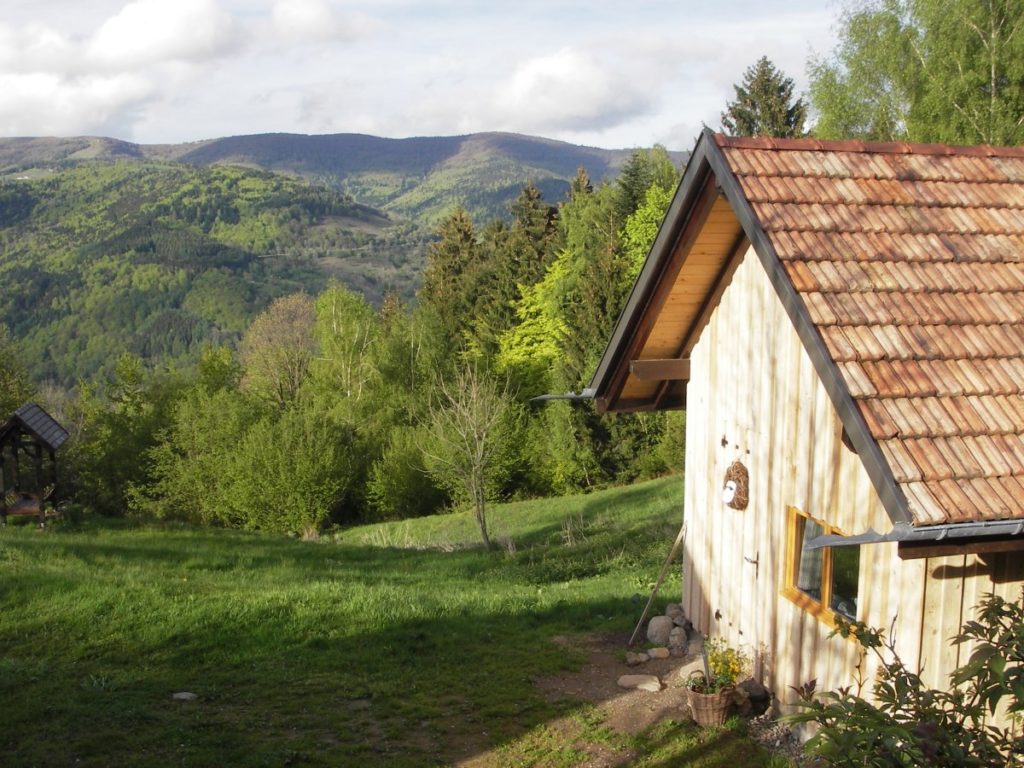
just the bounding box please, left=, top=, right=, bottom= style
left=0, top=477, right=781, bottom=767
left=0, top=131, right=687, bottom=387
left=170, top=132, right=676, bottom=225
left=0, top=161, right=418, bottom=386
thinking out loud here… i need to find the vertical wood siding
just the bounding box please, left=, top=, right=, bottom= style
left=680, top=246, right=1018, bottom=711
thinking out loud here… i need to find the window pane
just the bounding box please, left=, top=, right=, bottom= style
left=830, top=545, right=860, bottom=619
left=795, top=517, right=824, bottom=602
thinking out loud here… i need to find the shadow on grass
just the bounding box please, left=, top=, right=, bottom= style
left=0, top=483, right=759, bottom=768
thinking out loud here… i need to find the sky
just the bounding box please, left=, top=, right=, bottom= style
left=2, top=0, right=841, bottom=151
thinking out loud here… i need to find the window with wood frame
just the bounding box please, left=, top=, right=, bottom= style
left=783, top=507, right=860, bottom=624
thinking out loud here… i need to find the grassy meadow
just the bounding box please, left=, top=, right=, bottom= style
left=0, top=476, right=783, bottom=767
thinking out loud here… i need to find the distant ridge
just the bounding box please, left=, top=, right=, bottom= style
left=0, top=131, right=687, bottom=224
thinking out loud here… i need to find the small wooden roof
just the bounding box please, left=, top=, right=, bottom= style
left=590, top=129, right=1024, bottom=530
left=0, top=402, right=69, bottom=452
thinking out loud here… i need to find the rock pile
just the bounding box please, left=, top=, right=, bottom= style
left=617, top=603, right=696, bottom=690
left=650, top=603, right=693, bottom=653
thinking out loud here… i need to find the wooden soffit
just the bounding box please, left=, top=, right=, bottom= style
left=591, top=141, right=746, bottom=414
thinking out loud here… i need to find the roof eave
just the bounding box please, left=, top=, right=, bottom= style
left=589, top=129, right=913, bottom=528
left=588, top=129, right=716, bottom=412
left=807, top=519, right=1024, bottom=550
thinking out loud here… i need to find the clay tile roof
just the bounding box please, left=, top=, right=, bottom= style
left=715, top=133, right=1024, bottom=527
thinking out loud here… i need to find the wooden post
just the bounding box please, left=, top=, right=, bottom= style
left=50, top=449, right=57, bottom=498
left=628, top=523, right=688, bottom=647
left=0, top=452, right=6, bottom=526
left=10, top=436, right=19, bottom=494
left=33, top=442, right=43, bottom=527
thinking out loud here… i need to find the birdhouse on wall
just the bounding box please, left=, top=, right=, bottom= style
left=722, top=461, right=749, bottom=510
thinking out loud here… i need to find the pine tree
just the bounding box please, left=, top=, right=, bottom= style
left=722, top=56, right=807, bottom=137
left=419, top=208, right=480, bottom=352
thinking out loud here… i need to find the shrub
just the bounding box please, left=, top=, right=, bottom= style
left=786, top=591, right=1024, bottom=766
left=365, top=425, right=446, bottom=521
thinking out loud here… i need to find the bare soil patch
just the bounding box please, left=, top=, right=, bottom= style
left=536, top=633, right=699, bottom=735
left=456, top=633, right=705, bottom=768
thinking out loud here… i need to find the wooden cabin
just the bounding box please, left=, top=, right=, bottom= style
left=589, top=130, right=1024, bottom=709
left=0, top=402, right=68, bottom=526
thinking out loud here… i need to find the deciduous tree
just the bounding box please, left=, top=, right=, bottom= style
left=809, top=0, right=1024, bottom=144
left=0, top=325, right=33, bottom=416
left=423, top=365, right=520, bottom=549
left=312, top=282, right=378, bottom=402
left=240, top=293, right=316, bottom=408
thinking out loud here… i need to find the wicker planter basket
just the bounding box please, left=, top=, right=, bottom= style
left=687, top=684, right=735, bottom=727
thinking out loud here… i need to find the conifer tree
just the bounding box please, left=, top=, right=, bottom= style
left=419, top=207, right=480, bottom=352
left=721, top=56, right=807, bottom=137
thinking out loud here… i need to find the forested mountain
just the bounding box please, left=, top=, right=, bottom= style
left=0, top=132, right=687, bottom=388
left=0, top=132, right=686, bottom=225
left=0, top=161, right=413, bottom=386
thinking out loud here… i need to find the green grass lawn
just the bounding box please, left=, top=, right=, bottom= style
left=0, top=476, right=784, bottom=767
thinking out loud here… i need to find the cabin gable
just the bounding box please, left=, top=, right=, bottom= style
left=682, top=241, right=903, bottom=698
left=589, top=130, right=1024, bottom=710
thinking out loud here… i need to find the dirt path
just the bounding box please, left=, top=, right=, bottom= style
left=456, top=633, right=706, bottom=768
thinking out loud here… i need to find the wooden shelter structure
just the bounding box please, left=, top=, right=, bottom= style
left=0, top=402, right=68, bottom=526
left=590, top=129, right=1024, bottom=713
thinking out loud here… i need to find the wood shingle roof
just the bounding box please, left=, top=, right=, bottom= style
left=718, top=135, right=1024, bottom=527
left=590, top=130, right=1024, bottom=530
left=0, top=402, right=69, bottom=452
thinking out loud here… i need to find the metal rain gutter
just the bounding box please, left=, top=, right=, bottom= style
left=805, top=519, right=1024, bottom=550
left=529, top=388, right=596, bottom=404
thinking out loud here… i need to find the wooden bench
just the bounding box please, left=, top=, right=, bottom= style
left=2, top=490, right=54, bottom=527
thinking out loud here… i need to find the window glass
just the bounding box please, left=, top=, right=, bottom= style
left=795, top=517, right=824, bottom=602
left=786, top=508, right=861, bottom=624
left=830, top=544, right=860, bottom=620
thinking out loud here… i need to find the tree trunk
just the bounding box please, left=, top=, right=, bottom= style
left=474, top=493, right=492, bottom=550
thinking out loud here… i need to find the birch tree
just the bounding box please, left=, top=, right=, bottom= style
left=809, top=0, right=1024, bottom=144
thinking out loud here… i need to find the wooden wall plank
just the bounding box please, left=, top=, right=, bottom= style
left=682, top=243, right=933, bottom=712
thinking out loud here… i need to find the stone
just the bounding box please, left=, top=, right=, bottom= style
left=668, top=627, right=688, bottom=648
left=617, top=674, right=661, bottom=693
left=738, top=678, right=770, bottom=703
left=625, top=651, right=648, bottom=666
left=665, top=603, right=684, bottom=621
left=647, top=647, right=670, bottom=659
left=172, top=692, right=197, bottom=701
left=646, top=615, right=673, bottom=645
left=738, top=678, right=771, bottom=716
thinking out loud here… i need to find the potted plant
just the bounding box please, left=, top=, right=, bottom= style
left=685, top=637, right=750, bottom=726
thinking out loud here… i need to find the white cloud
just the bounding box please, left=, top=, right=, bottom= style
left=0, top=72, right=153, bottom=136
left=0, top=1, right=841, bottom=147
left=270, top=0, right=372, bottom=43
left=491, top=48, right=654, bottom=134
left=87, top=0, right=243, bottom=69
left=0, top=22, right=79, bottom=73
